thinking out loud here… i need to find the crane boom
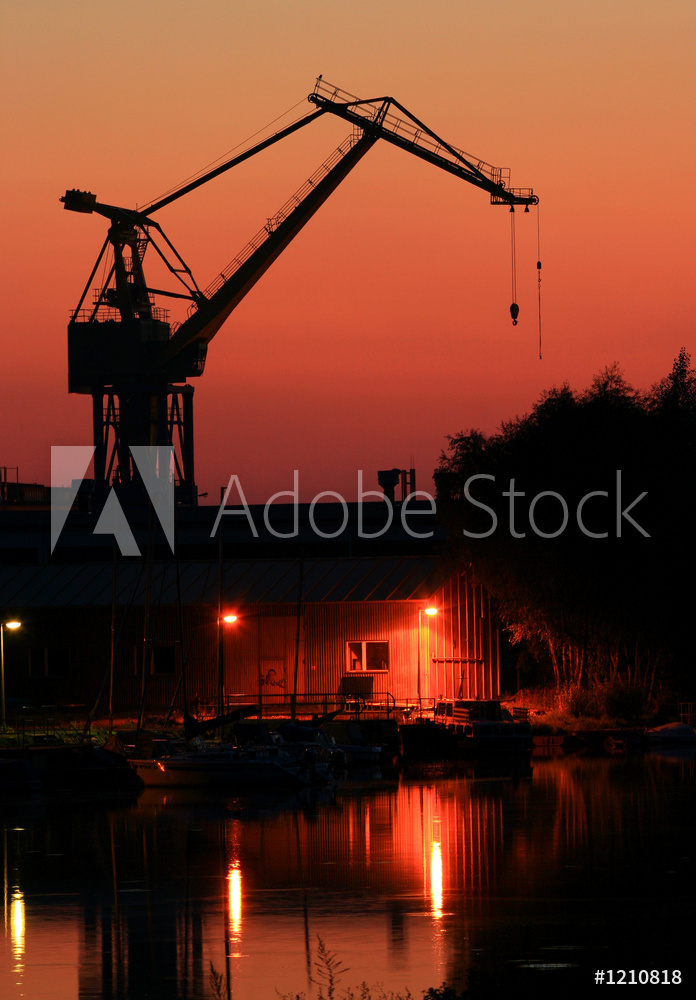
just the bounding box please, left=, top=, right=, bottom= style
left=161, top=80, right=537, bottom=374
left=162, top=130, right=376, bottom=375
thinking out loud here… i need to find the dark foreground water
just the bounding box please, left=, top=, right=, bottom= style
left=1, top=751, right=694, bottom=999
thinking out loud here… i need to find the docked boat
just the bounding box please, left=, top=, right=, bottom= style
left=128, top=741, right=332, bottom=789
left=401, top=699, right=533, bottom=762
left=644, top=722, right=696, bottom=745
left=275, top=721, right=383, bottom=770
left=274, top=722, right=347, bottom=772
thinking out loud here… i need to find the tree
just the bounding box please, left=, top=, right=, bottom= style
left=435, top=353, right=696, bottom=698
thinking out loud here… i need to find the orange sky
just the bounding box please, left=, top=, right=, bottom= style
left=2, top=1, right=694, bottom=503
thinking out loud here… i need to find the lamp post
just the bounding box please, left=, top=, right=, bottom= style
left=1, top=620, right=21, bottom=727
left=216, top=511, right=239, bottom=720
left=217, top=612, right=238, bottom=722
left=417, top=606, right=438, bottom=705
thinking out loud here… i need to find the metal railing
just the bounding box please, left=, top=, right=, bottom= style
left=13, top=705, right=88, bottom=747
left=198, top=131, right=361, bottom=303
left=69, top=304, right=170, bottom=324
left=190, top=692, right=435, bottom=721
left=312, top=78, right=509, bottom=190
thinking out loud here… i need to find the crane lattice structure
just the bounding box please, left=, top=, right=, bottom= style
left=62, top=78, right=538, bottom=507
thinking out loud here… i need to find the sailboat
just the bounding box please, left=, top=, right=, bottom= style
left=127, top=738, right=327, bottom=789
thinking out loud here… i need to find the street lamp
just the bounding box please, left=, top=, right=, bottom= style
left=1, top=620, right=21, bottom=726
left=417, top=606, right=438, bottom=704
left=217, top=611, right=239, bottom=720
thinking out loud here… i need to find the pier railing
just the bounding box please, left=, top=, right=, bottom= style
left=11, top=704, right=88, bottom=746
left=193, top=692, right=436, bottom=721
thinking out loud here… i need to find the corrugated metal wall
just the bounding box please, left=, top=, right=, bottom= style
left=5, top=572, right=499, bottom=713
left=223, top=608, right=300, bottom=705
left=304, top=602, right=415, bottom=702
left=424, top=570, right=499, bottom=702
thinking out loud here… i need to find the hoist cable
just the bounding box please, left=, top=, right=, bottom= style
left=536, top=203, right=542, bottom=359
left=510, top=208, right=517, bottom=301
left=141, top=98, right=312, bottom=209
left=509, top=208, right=519, bottom=325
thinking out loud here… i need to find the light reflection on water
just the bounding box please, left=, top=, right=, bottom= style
left=10, top=890, right=24, bottom=963
left=0, top=753, right=694, bottom=999
left=430, top=841, right=442, bottom=919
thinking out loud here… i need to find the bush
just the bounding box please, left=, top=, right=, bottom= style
left=557, top=682, right=602, bottom=719
left=600, top=678, right=646, bottom=722
left=424, top=970, right=498, bottom=999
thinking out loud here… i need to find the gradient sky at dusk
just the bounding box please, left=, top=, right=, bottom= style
left=2, top=1, right=694, bottom=502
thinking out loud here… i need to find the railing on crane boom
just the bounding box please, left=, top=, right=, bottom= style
left=308, top=78, right=538, bottom=208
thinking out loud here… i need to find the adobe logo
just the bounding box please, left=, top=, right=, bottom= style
left=51, top=446, right=175, bottom=557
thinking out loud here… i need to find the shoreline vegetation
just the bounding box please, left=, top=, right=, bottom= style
left=500, top=681, right=685, bottom=735
left=264, top=939, right=496, bottom=1000
left=273, top=985, right=483, bottom=1000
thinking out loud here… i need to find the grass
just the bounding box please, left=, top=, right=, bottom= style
left=503, top=681, right=677, bottom=734
left=271, top=938, right=496, bottom=1000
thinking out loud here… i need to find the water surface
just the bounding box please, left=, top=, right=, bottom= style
left=2, top=752, right=694, bottom=999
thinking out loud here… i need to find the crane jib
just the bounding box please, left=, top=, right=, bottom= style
left=308, top=78, right=537, bottom=208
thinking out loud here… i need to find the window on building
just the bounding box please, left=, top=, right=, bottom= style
left=346, top=640, right=389, bottom=672
left=134, top=645, right=177, bottom=676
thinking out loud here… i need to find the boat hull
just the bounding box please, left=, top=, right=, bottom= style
left=401, top=719, right=533, bottom=762
left=129, top=748, right=317, bottom=789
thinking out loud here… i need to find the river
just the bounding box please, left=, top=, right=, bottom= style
left=1, top=751, right=693, bottom=999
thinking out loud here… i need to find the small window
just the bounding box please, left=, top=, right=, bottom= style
left=346, top=640, right=389, bottom=673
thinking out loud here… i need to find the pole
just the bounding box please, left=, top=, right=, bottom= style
left=1, top=625, right=5, bottom=727
left=108, top=540, right=117, bottom=736
left=217, top=517, right=224, bottom=724
left=291, top=553, right=304, bottom=721
left=136, top=500, right=154, bottom=737
left=417, top=610, right=421, bottom=705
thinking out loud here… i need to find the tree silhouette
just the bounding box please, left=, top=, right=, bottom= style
left=435, top=351, right=696, bottom=700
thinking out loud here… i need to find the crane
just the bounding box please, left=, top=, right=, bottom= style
left=62, top=78, right=538, bottom=506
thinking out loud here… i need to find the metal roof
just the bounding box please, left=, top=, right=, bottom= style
left=0, top=556, right=442, bottom=609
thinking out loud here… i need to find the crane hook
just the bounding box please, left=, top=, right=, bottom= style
left=509, top=207, right=519, bottom=325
